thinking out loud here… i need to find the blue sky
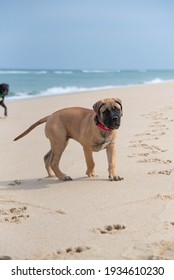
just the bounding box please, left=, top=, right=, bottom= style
left=1, top=0, right=174, bottom=69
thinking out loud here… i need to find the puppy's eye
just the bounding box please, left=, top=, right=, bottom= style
left=103, top=109, right=110, bottom=115
left=113, top=106, right=119, bottom=112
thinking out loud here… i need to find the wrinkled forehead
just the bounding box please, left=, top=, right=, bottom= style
left=100, top=102, right=121, bottom=113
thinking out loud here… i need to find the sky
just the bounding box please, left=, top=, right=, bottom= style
left=1, top=0, right=174, bottom=69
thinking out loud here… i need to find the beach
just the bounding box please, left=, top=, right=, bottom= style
left=0, top=82, right=174, bottom=260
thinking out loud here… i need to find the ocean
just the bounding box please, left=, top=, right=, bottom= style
left=1, top=69, right=174, bottom=100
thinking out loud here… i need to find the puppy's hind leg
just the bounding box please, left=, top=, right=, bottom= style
left=44, top=150, right=55, bottom=177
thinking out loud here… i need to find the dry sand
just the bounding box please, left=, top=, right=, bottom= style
left=0, top=83, right=174, bottom=260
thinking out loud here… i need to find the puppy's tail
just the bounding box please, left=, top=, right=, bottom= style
left=14, top=116, right=49, bottom=141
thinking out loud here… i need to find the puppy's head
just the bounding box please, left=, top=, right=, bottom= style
left=93, top=98, right=123, bottom=130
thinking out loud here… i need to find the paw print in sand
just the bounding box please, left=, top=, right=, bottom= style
left=94, top=224, right=125, bottom=234
left=0, top=206, right=29, bottom=223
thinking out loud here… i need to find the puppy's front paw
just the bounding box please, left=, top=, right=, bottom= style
left=109, top=175, right=124, bottom=181
left=86, top=170, right=98, bottom=177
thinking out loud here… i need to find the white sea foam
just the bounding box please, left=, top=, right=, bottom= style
left=39, top=87, right=84, bottom=96
left=82, top=69, right=112, bottom=73
left=39, top=85, right=115, bottom=97
left=0, top=70, right=30, bottom=74
left=8, top=85, right=115, bottom=100
left=54, top=71, right=73, bottom=74
left=144, top=78, right=174, bottom=85
left=0, top=70, right=47, bottom=74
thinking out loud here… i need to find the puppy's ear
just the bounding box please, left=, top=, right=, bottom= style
left=93, top=100, right=104, bottom=114
left=113, top=98, right=123, bottom=116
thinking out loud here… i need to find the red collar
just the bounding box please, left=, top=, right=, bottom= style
left=94, top=115, right=113, bottom=132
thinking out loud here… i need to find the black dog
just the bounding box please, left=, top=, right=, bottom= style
left=0, top=83, right=9, bottom=117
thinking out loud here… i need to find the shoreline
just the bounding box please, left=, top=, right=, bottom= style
left=6, top=73, right=174, bottom=102
left=1, top=82, right=174, bottom=259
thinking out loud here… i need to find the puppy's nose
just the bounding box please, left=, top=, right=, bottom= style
left=112, top=116, right=119, bottom=121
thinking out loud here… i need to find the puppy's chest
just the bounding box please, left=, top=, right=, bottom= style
left=92, top=135, right=113, bottom=151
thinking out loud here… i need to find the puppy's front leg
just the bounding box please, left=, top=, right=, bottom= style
left=83, top=146, right=97, bottom=177
left=106, top=142, right=123, bottom=181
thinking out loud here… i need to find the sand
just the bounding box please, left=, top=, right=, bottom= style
left=0, top=83, right=174, bottom=260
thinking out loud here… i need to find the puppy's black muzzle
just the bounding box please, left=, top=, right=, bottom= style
left=112, top=114, right=121, bottom=129
left=103, top=110, right=121, bottom=130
